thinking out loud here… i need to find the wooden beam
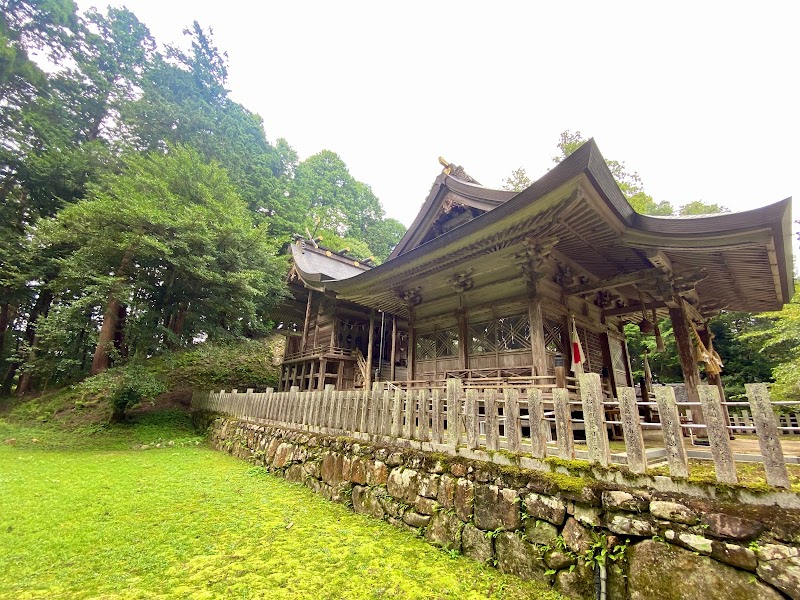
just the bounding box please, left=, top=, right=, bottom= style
left=603, top=301, right=668, bottom=317
left=457, top=310, right=469, bottom=370
left=565, top=268, right=663, bottom=296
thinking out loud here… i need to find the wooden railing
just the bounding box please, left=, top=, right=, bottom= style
left=192, top=375, right=799, bottom=489
left=283, top=345, right=354, bottom=362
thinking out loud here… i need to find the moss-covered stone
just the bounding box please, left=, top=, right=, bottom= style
left=628, top=540, right=783, bottom=600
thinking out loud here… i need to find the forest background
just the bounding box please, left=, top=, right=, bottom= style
left=1, top=2, right=797, bottom=416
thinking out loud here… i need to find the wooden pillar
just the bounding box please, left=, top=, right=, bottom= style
left=366, top=311, right=375, bottom=389
left=527, top=291, right=548, bottom=377
left=313, top=295, right=323, bottom=348
left=407, top=322, right=415, bottom=383
left=318, top=358, right=326, bottom=391
left=457, top=309, right=469, bottom=371
left=668, top=296, right=703, bottom=427
left=329, top=298, right=337, bottom=350
left=300, top=289, right=314, bottom=352
left=698, top=323, right=731, bottom=433
left=390, top=315, right=397, bottom=381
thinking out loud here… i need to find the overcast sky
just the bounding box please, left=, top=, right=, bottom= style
left=78, top=1, right=798, bottom=242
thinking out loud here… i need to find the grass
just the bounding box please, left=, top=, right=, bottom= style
left=0, top=413, right=564, bottom=600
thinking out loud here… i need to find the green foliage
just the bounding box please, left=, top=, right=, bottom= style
left=743, top=283, right=800, bottom=402
left=678, top=200, right=730, bottom=216
left=502, top=167, right=531, bottom=192
left=109, top=365, right=166, bottom=421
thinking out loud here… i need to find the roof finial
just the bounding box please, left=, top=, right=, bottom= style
left=438, top=156, right=452, bottom=175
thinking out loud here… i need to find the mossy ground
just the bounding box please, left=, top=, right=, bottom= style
left=0, top=414, right=564, bottom=600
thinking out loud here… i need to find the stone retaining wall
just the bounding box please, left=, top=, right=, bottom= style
left=206, top=416, right=800, bottom=600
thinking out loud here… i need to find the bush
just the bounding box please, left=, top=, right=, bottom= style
left=109, top=366, right=166, bottom=423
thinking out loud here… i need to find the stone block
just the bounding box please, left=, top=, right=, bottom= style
left=417, top=473, right=440, bottom=499
left=554, top=559, right=594, bottom=600
left=454, top=478, right=474, bottom=522
left=757, top=555, right=800, bottom=600
left=387, top=467, right=419, bottom=504
left=701, top=512, right=765, bottom=541
left=437, top=474, right=456, bottom=509
left=366, top=460, right=388, bottom=486
left=402, top=511, right=431, bottom=529
left=272, top=442, right=294, bottom=468
left=462, top=523, right=493, bottom=564
left=450, top=462, right=468, bottom=477
left=494, top=532, right=550, bottom=584
left=414, top=496, right=438, bottom=516
left=573, top=503, right=602, bottom=527
left=649, top=501, right=697, bottom=525
left=607, top=514, right=656, bottom=537
left=425, top=511, right=462, bottom=551
left=352, top=486, right=385, bottom=520
left=711, top=542, right=757, bottom=571
left=320, top=452, right=343, bottom=485
left=474, top=485, right=521, bottom=531
left=525, top=519, right=559, bottom=546
left=544, top=549, right=575, bottom=571
left=561, top=517, right=594, bottom=554
left=386, top=451, right=404, bottom=466
left=523, top=492, right=567, bottom=526
left=602, top=490, right=649, bottom=513
left=628, top=540, right=783, bottom=600
left=284, top=464, right=304, bottom=483
left=350, top=457, right=367, bottom=485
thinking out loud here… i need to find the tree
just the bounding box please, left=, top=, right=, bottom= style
left=502, top=167, right=531, bottom=192
left=741, top=283, right=800, bottom=402
left=678, top=200, right=730, bottom=216
left=32, top=146, right=287, bottom=379
left=552, top=130, right=674, bottom=216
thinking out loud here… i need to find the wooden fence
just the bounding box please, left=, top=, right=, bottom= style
left=192, top=374, right=798, bottom=489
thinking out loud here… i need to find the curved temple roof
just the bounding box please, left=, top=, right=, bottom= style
left=291, top=140, right=793, bottom=319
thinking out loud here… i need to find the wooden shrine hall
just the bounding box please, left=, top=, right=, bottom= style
left=271, top=139, right=793, bottom=413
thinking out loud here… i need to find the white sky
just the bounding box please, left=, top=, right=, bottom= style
left=78, top=1, right=798, bottom=247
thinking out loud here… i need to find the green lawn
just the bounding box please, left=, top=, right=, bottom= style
left=0, top=414, right=563, bottom=600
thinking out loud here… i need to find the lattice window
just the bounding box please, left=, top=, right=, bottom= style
left=469, top=320, right=497, bottom=354
left=435, top=328, right=459, bottom=358
left=544, top=318, right=567, bottom=355
left=416, top=334, right=436, bottom=361
left=417, top=329, right=459, bottom=360
left=498, top=315, right=531, bottom=351
left=470, top=314, right=531, bottom=354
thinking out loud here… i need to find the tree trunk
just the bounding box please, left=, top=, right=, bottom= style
left=114, top=302, right=128, bottom=360
left=0, top=302, right=9, bottom=355
left=91, top=250, right=133, bottom=375
left=16, top=335, right=37, bottom=396
left=91, top=296, right=122, bottom=375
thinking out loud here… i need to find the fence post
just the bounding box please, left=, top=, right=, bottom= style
left=365, top=386, right=378, bottom=436
left=380, top=384, right=392, bottom=437
left=746, top=383, right=790, bottom=489
left=528, top=388, right=546, bottom=459
left=403, top=389, right=416, bottom=440
left=654, top=386, right=689, bottom=478
left=504, top=387, right=521, bottom=454
left=447, top=378, right=463, bottom=450
left=431, top=389, right=443, bottom=445
left=417, top=390, right=430, bottom=442
left=391, top=387, right=403, bottom=438
left=484, top=389, right=498, bottom=452
left=579, top=373, right=610, bottom=467
left=617, top=387, right=646, bottom=474
left=698, top=385, right=737, bottom=484
left=553, top=387, right=573, bottom=460
left=465, top=389, right=479, bottom=450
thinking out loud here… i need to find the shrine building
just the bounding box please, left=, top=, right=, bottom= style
left=271, top=139, right=793, bottom=411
